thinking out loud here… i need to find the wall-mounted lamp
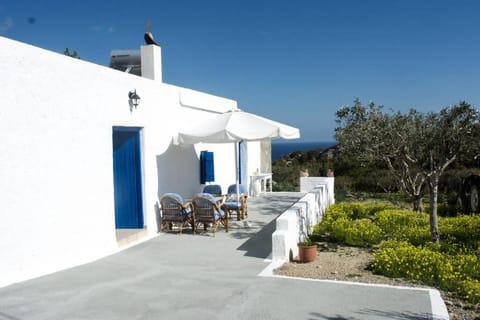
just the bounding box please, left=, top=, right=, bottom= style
left=128, top=89, right=141, bottom=109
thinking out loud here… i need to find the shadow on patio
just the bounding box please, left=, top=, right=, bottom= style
left=231, top=192, right=304, bottom=259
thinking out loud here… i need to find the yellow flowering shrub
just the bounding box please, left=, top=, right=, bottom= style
left=457, top=280, right=480, bottom=304
left=344, top=219, right=383, bottom=247
left=316, top=203, right=383, bottom=246
left=374, top=209, right=431, bottom=245
left=314, top=205, right=349, bottom=236
left=439, top=215, right=480, bottom=250
left=363, top=202, right=395, bottom=216
left=371, top=240, right=480, bottom=303
left=329, top=217, right=350, bottom=243
left=314, top=202, right=480, bottom=302
left=322, top=202, right=390, bottom=221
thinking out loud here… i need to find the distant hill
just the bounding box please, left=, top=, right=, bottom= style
left=271, top=141, right=337, bottom=160
left=272, top=144, right=339, bottom=191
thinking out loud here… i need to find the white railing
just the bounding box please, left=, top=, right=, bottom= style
left=271, top=177, right=334, bottom=262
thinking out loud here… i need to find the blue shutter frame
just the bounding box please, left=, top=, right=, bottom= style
left=200, top=151, right=215, bottom=184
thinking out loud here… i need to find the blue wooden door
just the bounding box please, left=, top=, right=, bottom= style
left=112, top=127, right=144, bottom=229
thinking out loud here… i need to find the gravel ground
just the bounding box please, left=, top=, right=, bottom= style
left=274, top=243, right=480, bottom=320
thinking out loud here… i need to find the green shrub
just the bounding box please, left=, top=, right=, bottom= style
left=429, top=202, right=464, bottom=217
left=329, top=216, right=349, bottom=243
left=324, top=202, right=373, bottom=220
left=374, top=209, right=431, bottom=245
left=315, top=204, right=349, bottom=235
left=423, top=202, right=464, bottom=218
left=314, top=201, right=480, bottom=303
left=363, top=202, right=395, bottom=216
left=439, top=215, right=480, bottom=250
left=324, top=204, right=351, bottom=220
left=451, top=253, right=480, bottom=281
left=315, top=204, right=383, bottom=246
left=371, top=240, right=447, bottom=283
left=322, top=203, right=368, bottom=220
left=344, top=219, right=382, bottom=247
left=371, top=240, right=480, bottom=303
left=272, top=180, right=296, bottom=192
left=457, top=279, right=480, bottom=304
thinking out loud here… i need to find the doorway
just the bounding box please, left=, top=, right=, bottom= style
left=112, top=127, right=144, bottom=229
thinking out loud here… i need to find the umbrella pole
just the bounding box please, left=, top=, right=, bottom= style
left=235, top=141, right=250, bottom=227
left=234, top=142, right=240, bottom=206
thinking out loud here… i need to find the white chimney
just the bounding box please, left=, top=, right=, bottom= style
left=140, top=45, right=162, bottom=82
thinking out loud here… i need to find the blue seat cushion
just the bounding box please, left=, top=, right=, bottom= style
left=203, top=184, right=222, bottom=195
left=161, top=193, right=190, bottom=217
left=194, top=193, right=225, bottom=219
left=224, top=201, right=241, bottom=209
left=162, top=193, right=184, bottom=203
left=227, top=184, right=247, bottom=194
left=196, top=193, right=218, bottom=202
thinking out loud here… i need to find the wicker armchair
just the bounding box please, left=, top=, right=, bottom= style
left=159, top=193, right=193, bottom=234
left=191, top=193, right=228, bottom=235
left=224, top=184, right=248, bottom=220
left=202, top=184, right=222, bottom=196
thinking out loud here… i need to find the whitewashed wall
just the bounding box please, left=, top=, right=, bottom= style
left=0, top=36, right=258, bottom=287
left=272, top=178, right=335, bottom=262
left=300, top=177, right=335, bottom=205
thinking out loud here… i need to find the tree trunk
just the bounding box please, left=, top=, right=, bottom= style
left=428, top=175, right=440, bottom=243
left=413, top=194, right=423, bottom=213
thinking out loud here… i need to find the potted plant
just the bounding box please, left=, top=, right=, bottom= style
left=297, top=236, right=317, bottom=263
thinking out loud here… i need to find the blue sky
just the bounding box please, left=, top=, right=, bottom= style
left=1, top=0, right=479, bottom=141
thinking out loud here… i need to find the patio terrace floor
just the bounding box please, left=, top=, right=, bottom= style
left=0, top=193, right=445, bottom=320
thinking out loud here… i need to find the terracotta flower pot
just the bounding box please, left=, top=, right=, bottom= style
left=298, top=245, right=317, bottom=263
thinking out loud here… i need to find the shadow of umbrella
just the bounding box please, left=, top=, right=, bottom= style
left=235, top=218, right=277, bottom=258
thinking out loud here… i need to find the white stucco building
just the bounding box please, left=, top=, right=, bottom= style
left=0, top=36, right=270, bottom=287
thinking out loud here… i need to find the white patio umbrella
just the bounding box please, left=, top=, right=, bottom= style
left=176, top=109, right=300, bottom=144
left=175, top=109, right=300, bottom=218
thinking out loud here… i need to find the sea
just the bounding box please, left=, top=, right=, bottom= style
left=271, top=141, right=337, bottom=161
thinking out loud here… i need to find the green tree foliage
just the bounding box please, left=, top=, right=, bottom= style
left=335, top=99, right=426, bottom=212
left=335, top=99, right=480, bottom=243
left=272, top=148, right=333, bottom=191
left=64, top=48, right=80, bottom=59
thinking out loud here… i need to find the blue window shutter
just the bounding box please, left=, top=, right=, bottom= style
left=206, top=152, right=214, bottom=182
left=200, top=151, right=215, bottom=184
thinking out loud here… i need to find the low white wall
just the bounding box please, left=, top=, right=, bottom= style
left=272, top=178, right=334, bottom=262
left=300, top=177, right=335, bottom=205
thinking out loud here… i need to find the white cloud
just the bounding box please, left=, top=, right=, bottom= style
left=107, top=26, right=114, bottom=33
left=0, top=16, right=13, bottom=34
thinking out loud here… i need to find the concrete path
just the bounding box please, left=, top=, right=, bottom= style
left=0, top=193, right=447, bottom=320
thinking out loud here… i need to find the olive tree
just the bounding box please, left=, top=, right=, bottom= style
left=335, top=99, right=426, bottom=212
left=417, top=102, right=480, bottom=241
left=335, top=99, right=480, bottom=242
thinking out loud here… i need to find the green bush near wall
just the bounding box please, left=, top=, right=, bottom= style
left=313, top=202, right=480, bottom=303
left=374, top=209, right=431, bottom=245
left=439, top=215, right=480, bottom=250
left=344, top=219, right=383, bottom=247
left=371, top=240, right=480, bottom=304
